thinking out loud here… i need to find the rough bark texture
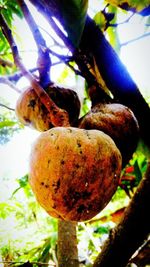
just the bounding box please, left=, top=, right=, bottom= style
left=93, top=160, right=150, bottom=267
left=57, top=220, right=79, bottom=267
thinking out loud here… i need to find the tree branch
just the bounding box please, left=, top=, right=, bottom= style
left=121, top=32, right=150, bottom=47
left=0, top=103, right=15, bottom=111
left=0, top=76, right=21, bottom=93
left=0, top=13, right=70, bottom=127
left=29, top=0, right=112, bottom=104
left=58, top=220, right=79, bottom=267
left=0, top=67, right=38, bottom=83
left=80, top=16, right=150, bottom=148
left=0, top=57, right=14, bottom=68
left=93, top=159, right=150, bottom=267
left=17, top=0, right=51, bottom=86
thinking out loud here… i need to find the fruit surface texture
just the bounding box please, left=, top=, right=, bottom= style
left=79, top=103, right=139, bottom=166
left=15, top=84, right=80, bottom=131
left=29, top=127, right=122, bottom=221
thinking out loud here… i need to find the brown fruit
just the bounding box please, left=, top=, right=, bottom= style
left=29, top=127, right=122, bottom=221
left=15, top=84, right=81, bottom=131
left=79, top=103, right=139, bottom=166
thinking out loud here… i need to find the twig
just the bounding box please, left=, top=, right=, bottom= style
left=0, top=67, right=38, bottom=83
left=47, top=47, right=73, bottom=61
left=17, top=0, right=51, bottom=86
left=0, top=103, right=15, bottom=111
left=0, top=57, right=14, bottom=68
left=109, top=13, right=135, bottom=28
left=0, top=76, right=21, bottom=93
left=38, top=25, right=65, bottom=48
left=121, top=32, right=150, bottom=47
left=0, top=13, right=70, bottom=127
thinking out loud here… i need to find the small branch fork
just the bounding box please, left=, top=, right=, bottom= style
left=0, top=12, right=70, bottom=127
left=28, top=0, right=111, bottom=103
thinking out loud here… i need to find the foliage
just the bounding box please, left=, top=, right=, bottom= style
left=60, top=0, right=88, bottom=47
left=0, top=0, right=23, bottom=25
left=0, top=0, right=22, bottom=75
left=106, top=0, right=150, bottom=14
left=0, top=104, right=22, bottom=144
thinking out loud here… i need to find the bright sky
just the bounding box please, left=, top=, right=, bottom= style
left=0, top=3, right=150, bottom=190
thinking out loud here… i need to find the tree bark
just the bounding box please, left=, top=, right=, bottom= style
left=57, top=220, right=79, bottom=267
left=93, top=160, right=150, bottom=267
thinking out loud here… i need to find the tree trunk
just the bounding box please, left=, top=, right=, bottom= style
left=93, top=160, right=150, bottom=267
left=57, top=220, right=79, bottom=267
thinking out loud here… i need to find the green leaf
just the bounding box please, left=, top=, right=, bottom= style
left=133, top=160, right=142, bottom=185
left=11, top=175, right=29, bottom=196
left=0, top=120, right=17, bottom=128
left=18, top=174, right=29, bottom=188
left=8, top=2, right=23, bottom=18
left=106, top=0, right=150, bottom=14
left=94, top=11, right=107, bottom=31
left=0, top=202, right=15, bottom=219
left=60, top=0, right=88, bottom=47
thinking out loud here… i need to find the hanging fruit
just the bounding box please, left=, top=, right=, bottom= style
left=29, top=127, right=122, bottom=222
left=15, top=83, right=81, bottom=131
left=79, top=103, right=139, bottom=166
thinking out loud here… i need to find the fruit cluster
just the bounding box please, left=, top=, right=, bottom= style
left=15, top=84, right=139, bottom=221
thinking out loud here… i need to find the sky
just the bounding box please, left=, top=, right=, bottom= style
left=0, top=2, right=150, bottom=190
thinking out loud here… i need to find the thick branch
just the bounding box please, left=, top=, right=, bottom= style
left=57, top=220, right=79, bottom=267
left=17, top=0, right=51, bottom=86
left=27, top=2, right=150, bottom=144
left=80, top=16, right=150, bottom=148
left=29, top=0, right=75, bottom=52
left=29, top=0, right=112, bottom=103
left=0, top=13, right=69, bottom=127
left=93, top=160, right=150, bottom=267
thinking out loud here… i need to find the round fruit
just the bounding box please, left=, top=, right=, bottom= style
left=79, top=103, right=139, bottom=166
left=15, top=84, right=81, bottom=131
left=29, top=127, right=122, bottom=221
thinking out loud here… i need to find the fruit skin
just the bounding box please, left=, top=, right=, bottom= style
left=29, top=127, right=122, bottom=222
left=15, top=84, right=81, bottom=131
left=79, top=103, right=139, bottom=166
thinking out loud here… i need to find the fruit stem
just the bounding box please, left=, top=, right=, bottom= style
left=57, top=220, right=79, bottom=267
left=0, top=13, right=70, bottom=127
